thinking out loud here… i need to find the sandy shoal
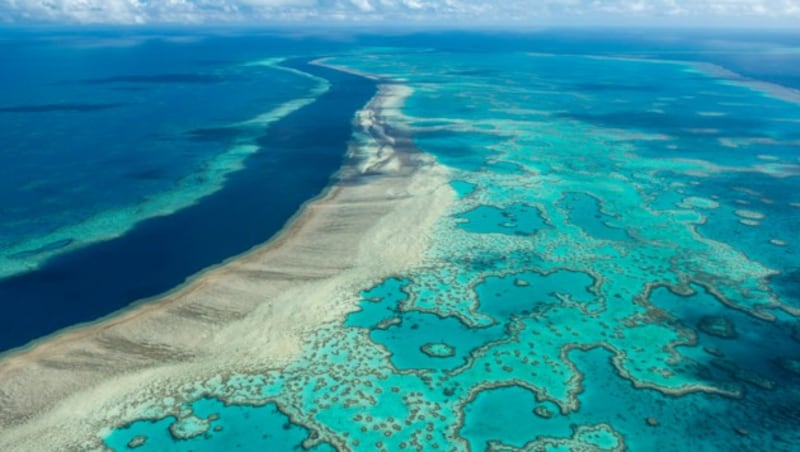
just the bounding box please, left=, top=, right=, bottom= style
left=0, top=80, right=453, bottom=450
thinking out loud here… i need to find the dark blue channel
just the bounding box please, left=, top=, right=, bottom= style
left=0, top=59, right=376, bottom=352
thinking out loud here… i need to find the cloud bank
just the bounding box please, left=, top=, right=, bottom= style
left=1, top=0, right=798, bottom=25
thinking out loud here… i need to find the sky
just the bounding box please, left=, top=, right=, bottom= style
left=0, top=0, right=799, bottom=26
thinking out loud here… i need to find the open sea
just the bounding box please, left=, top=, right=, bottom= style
left=0, top=32, right=375, bottom=350
left=1, top=29, right=799, bottom=450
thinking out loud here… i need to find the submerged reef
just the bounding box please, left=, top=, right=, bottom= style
left=421, top=343, right=457, bottom=358
left=697, top=316, right=738, bottom=339
left=100, top=51, right=800, bottom=451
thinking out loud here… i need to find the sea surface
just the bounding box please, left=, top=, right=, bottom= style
left=0, top=32, right=374, bottom=350
left=1, top=29, right=799, bottom=450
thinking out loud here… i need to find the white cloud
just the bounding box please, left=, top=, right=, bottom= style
left=1, top=0, right=798, bottom=24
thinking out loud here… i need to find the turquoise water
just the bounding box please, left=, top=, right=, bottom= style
left=88, top=33, right=800, bottom=450
left=105, top=398, right=335, bottom=451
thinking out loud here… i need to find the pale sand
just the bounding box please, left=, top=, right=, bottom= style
left=0, top=80, right=454, bottom=450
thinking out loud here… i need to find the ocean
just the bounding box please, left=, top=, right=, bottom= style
left=0, top=32, right=374, bottom=350
left=1, top=29, right=799, bottom=451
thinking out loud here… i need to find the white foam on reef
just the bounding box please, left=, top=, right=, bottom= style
left=314, top=58, right=415, bottom=176
left=349, top=84, right=414, bottom=174
left=0, top=70, right=455, bottom=451
left=0, top=59, right=329, bottom=280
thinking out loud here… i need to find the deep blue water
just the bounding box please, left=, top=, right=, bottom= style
left=0, top=34, right=310, bottom=252
left=0, top=34, right=375, bottom=352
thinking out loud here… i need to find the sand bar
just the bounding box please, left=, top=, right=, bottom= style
left=0, top=76, right=453, bottom=450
